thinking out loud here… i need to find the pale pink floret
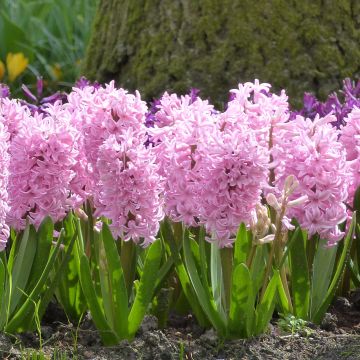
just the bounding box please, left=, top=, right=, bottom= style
left=272, top=114, right=350, bottom=245
left=7, top=107, right=85, bottom=230
left=197, top=128, right=269, bottom=247
left=94, top=132, right=164, bottom=245
left=67, top=81, right=148, bottom=183
left=0, top=121, right=10, bottom=251
left=340, top=106, right=360, bottom=206
left=148, top=93, right=216, bottom=227
left=0, top=98, right=31, bottom=139
left=148, top=83, right=272, bottom=246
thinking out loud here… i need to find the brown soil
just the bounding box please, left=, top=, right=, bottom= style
left=1, top=294, right=360, bottom=360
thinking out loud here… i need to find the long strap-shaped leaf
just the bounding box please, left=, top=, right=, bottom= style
left=255, top=270, right=280, bottom=335
left=5, top=231, right=64, bottom=333
left=9, top=225, right=37, bottom=315
left=74, top=218, right=119, bottom=345
left=128, top=239, right=162, bottom=338
left=310, top=238, right=337, bottom=318
left=228, top=263, right=255, bottom=338
left=313, top=213, right=356, bottom=324
left=0, top=257, right=5, bottom=327
left=289, top=227, right=310, bottom=319
left=183, top=229, right=227, bottom=337
left=101, top=223, right=129, bottom=339
left=160, top=220, right=208, bottom=327
left=79, top=253, right=119, bottom=345
left=233, top=224, right=251, bottom=268
left=37, top=229, right=79, bottom=320
left=348, top=258, right=360, bottom=287
left=27, top=217, right=53, bottom=290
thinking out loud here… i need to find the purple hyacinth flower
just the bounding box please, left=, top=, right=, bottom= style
left=0, top=84, right=10, bottom=98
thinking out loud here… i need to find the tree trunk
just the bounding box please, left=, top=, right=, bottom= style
left=83, top=0, right=360, bottom=107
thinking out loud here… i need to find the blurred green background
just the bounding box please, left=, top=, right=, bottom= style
left=0, top=0, right=98, bottom=96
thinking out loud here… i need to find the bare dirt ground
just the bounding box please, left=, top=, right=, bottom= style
left=1, top=291, right=360, bottom=360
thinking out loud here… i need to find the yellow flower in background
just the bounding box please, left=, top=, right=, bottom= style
left=0, top=61, right=4, bottom=81
left=52, top=63, right=62, bottom=80
left=6, top=52, right=29, bottom=82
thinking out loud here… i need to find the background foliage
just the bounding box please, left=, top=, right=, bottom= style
left=0, top=0, right=97, bottom=95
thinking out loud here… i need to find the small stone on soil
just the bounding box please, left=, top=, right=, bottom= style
left=199, top=328, right=218, bottom=346
left=138, top=315, right=158, bottom=335
left=320, top=313, right=338, bottom=332
left=334, top=296, right=352, bottom=311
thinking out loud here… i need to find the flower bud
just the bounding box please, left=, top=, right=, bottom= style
left=255, top=234, right=275, bottom=245
left=284, top=175, right=299, bottom=196
left=250, top=203, right=272, bottom=241
left=266, top=193, right=281, bottom=211
left=288, top=195, right=308, bottom=207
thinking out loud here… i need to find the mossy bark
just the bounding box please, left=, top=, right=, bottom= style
left=83, top=0, right=360, bottom=107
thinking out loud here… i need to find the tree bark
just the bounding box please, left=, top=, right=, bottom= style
left=84, top=0, right=360, bottom=107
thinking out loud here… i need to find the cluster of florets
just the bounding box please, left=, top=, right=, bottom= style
left=1, top=78, right=360, bottom=250
left=7, top=106, right=84, bottom=230
left=340, top=107, right=360, bottom=206
left=0, top=118, right=9, bottom=251
left=67, top=81, right=164, bottom=245
left=272, top=114, right=349, bottom=245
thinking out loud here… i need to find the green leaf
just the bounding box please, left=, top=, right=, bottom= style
left=276, top=276, right=291, bottom=315
left=153, top=254, right=174, bottom=295
left=255, top=271, right=280, bottom=335
left=128, top=239, right=162, bottom=338
left=10, top=225, right=37, bottom=315
left=198, top=227, right=210, bottom=290
left=249, top=245, right=267, bottom=295
left=160, top=220, right=208, bottom=327
left=233, top=223, right=251, bottom=268
left=289, top=227, right=310, bottom=319
left=228, top=263, right=255, bottom=337
left=56, top=212, right=86, bottom=321
left=0, top=257, right=5, bottom=313
left=211, top=242, right=225, bottom=318
left=313, top=213, right=356, bottom=324
left=78, top=253, right=119, bottom=345
left=101, top=223, right=129, bottom=339
left=183, top=229, right=227, bottom=337
left=0, top=12, right=34, bottom=60
left=0, top=254, right=10, bottom=329
left=310, top=238, right=337, bottom=318
left=5, top=231, right=63, bottom=333
left=348, top=258, right=360, bottom=287
left=27, top=217, right=53, bottom=290
left=279, top=227, right=301, bottom=269
left=37, top=228, right=78, bottom=321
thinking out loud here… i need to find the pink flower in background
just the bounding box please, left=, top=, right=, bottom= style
left=0, top=120, right=10, bottom=251
left=147, top=93, right=216, bottom=227
left=7, top=107, right=85, bottom=230
left=0, top=98, right=31, bottom=139
left=272, top=114, right=350, bottom=245
left=66, top=81, right=148, bottom=183
left=220, top=80, right=289, bottom=147
left=94, top=132, right=164, bottom=245
left=340, top=106, right=360, bottom=206
left=198, top=127, right=269, bottom=247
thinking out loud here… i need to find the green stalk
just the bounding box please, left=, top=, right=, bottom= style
left=246, top=245, right=257, bottom=269
left=120, top=240, right=137, bottom=297
left=220, top=247, right=233, bottom=313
